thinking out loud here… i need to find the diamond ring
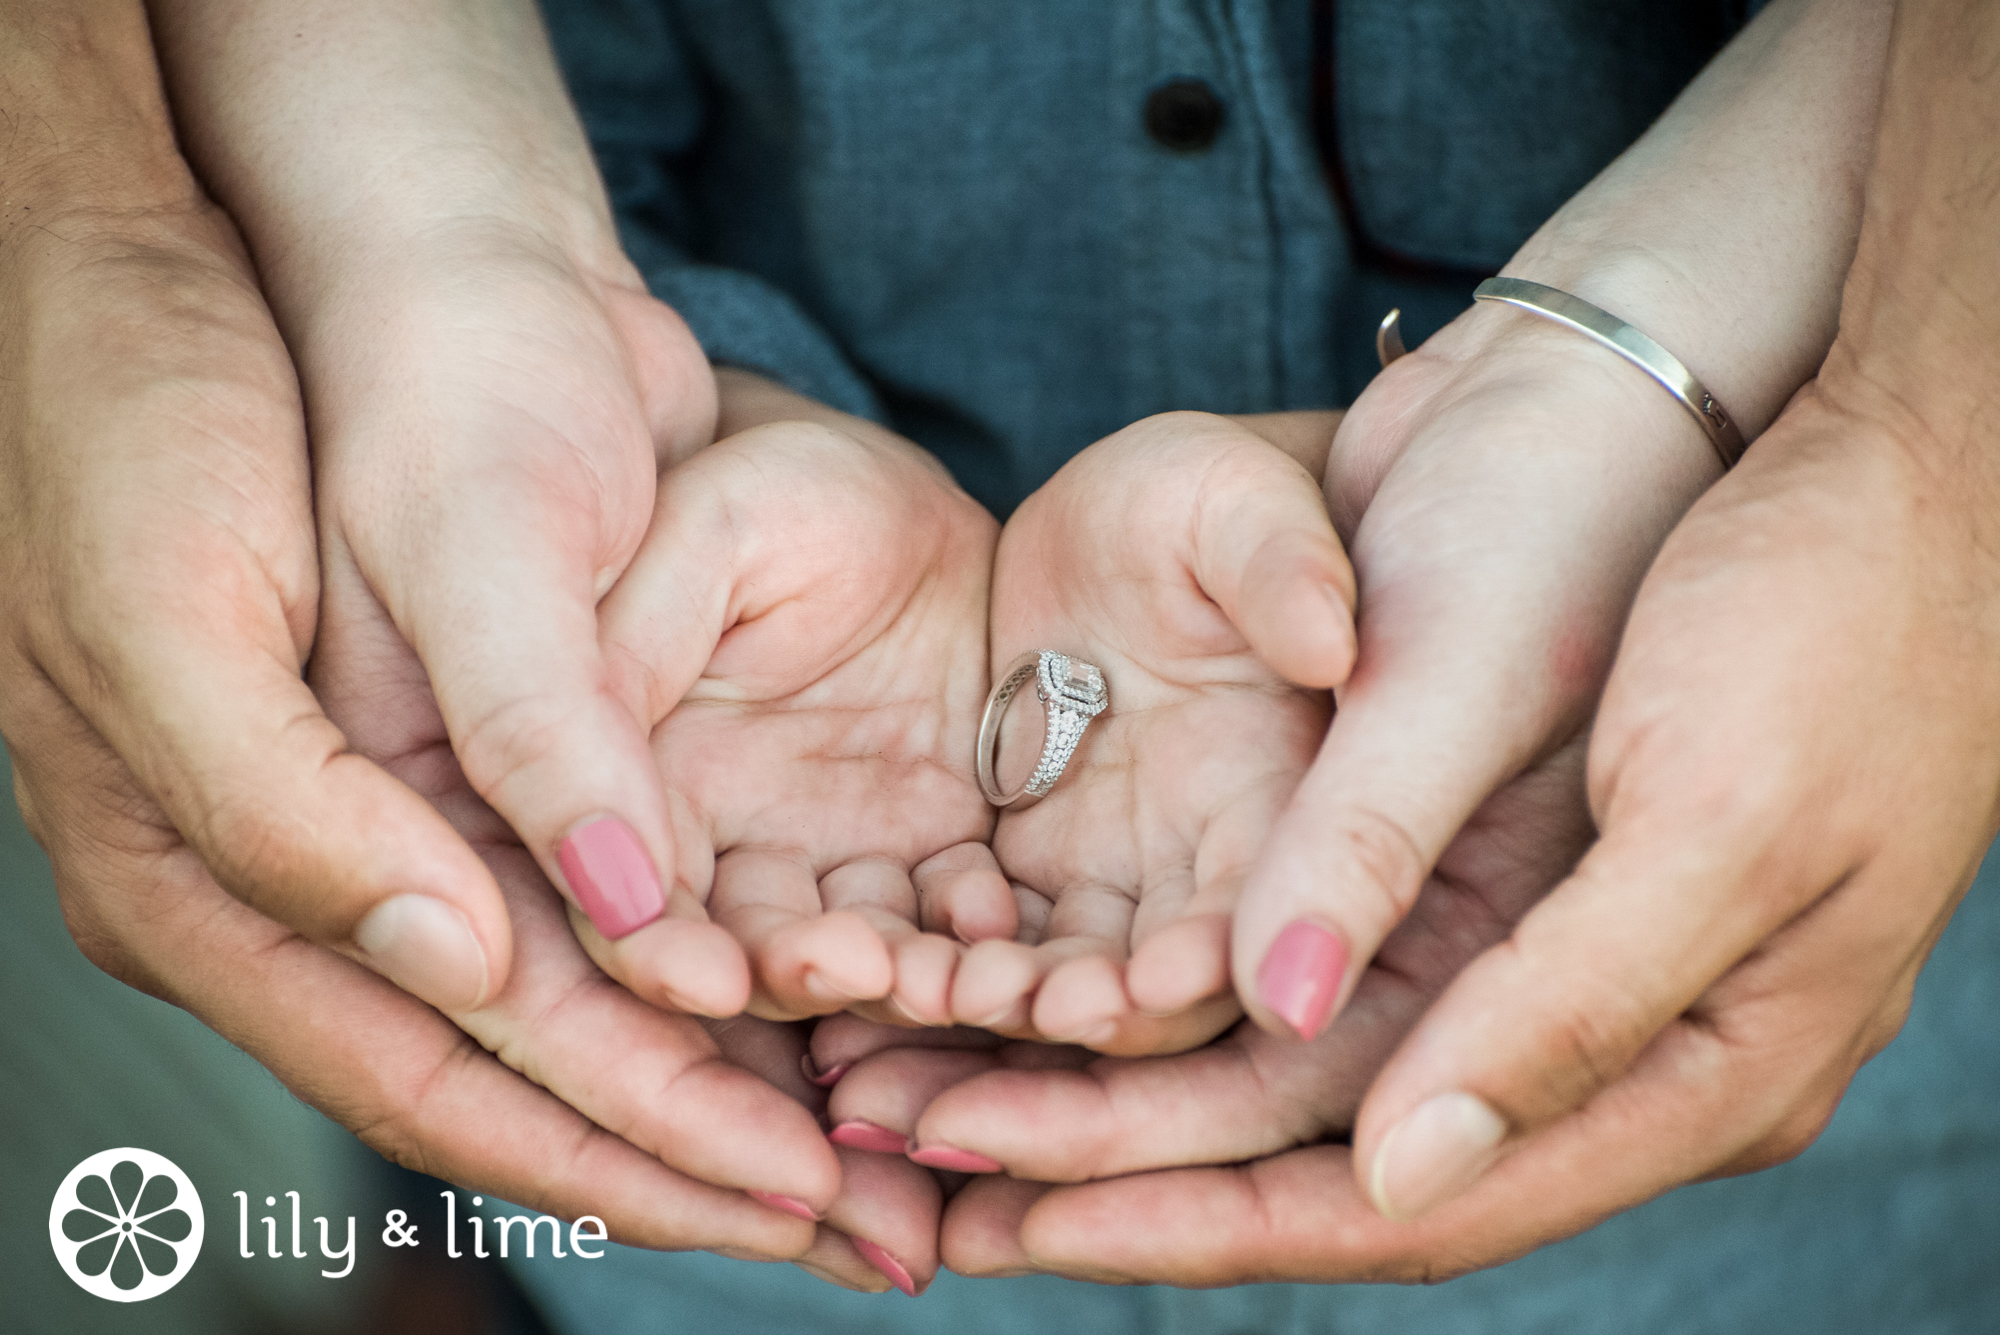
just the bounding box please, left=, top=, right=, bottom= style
left=977, top=650, right=1109, bottom=808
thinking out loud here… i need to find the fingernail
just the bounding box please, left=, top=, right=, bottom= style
left=802, top=969, right=852, bottom=1004
left=1368, top=1091, right=1509, bottom=1221
left=801, top=1054, right=851, bottom=1088
left=746, top=1191, right=821, bottom=1222
left=353, top=895, right=490, bottom=1011
left=852, top=1238, right=918, bottom=1297
left=1256, top=919, right=1347, bottom=1040
left=908, top=1144, right=1004, bottom=1174
left=828, top=1121, right=909, bottom=1155
left=1075, top=1020, right=1118, bottom=1049
left=556, top=817, right=666, bottom=939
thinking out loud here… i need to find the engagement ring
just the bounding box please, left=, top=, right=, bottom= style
left=977, top=650, right=1108, bottom=807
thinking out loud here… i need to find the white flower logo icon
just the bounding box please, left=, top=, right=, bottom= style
left=49, top=1148, right=205, bottom=1302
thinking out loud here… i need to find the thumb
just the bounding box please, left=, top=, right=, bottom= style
left=1227, top=531, right=1600, bottom=1042
left=1347, top=819, right=1761, bottom=1222
left=373, top=501, right=691, bottom=946
left=1188, top=435, right=1357, bottom=690
left=60, top=613, right=509, bottom=1014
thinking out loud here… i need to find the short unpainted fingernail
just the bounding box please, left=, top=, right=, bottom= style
left=908, top=1144, right=1004, bottom=1174
left=828, top=1121, right=910, bottom=1155
left=803, top=969, right=855, bottom=1004
left=1255, top=919, right=1347, bottom=1040
left=746, top=1191, right=822, bottom=1222
left=556, top=817, right=666, bottom=939
left=853, top=1238, right=918, bottom=1296
left=1368, top=1091, right=1508, bottom=1221
left=354, top=894, right=490, bottom=1011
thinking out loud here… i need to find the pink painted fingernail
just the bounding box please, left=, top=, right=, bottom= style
left=802, top=1056, right=851, bottom=1088
left=908, top=1144, right=1004, bottom=1174
left=1256, top=919, right=1347, bottom=1040
left=556, top=817, right=665, bottom=939
left=828, top=1121, right=909, bottom=1155
left=853, top=1238, right=918, bottom=1296
left=1367, top=1091, right=1508, bottom=1221
left=747, top=1191, right=822, bottom=1222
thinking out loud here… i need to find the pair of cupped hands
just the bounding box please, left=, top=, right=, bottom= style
left=11, top=196, right=1984, bottom=1296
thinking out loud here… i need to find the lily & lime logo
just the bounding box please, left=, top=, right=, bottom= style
left=48, top=1148, right=205, bottom=1302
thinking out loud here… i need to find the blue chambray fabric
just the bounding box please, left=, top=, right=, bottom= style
left=541, top=0, right=1746, bottom=515
left=509, top=3, right=2000, bottom=1330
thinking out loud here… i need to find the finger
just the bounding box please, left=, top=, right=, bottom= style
left=459, top=846, right=843, bottom=1215
left=1119, top=790, right=1279, bottom=1026
left=807, top=1013, right=1004, bottom=1087
left=566, top=890, right=751, bottom=1018
left=1011, top=894, right=1899, bottom=1289
left=1227, top=602, right=1568, bottom=1042
left=1030, top=952, right=1241, bottom=1055
left=821, top=1147, right=943, bottom=1296
left=1187, top=437, right=1356, bottom=690
left=710, top=849, right=895, bottom=1018
left=26, top=618, right=507, bottom=1014
left=1013, top=1147, right=1373, bottom=1285
left=352, top=484, right=687, bottom=945
left=1351, top=802, right=1942, bottom=1223
left=912, top=1031, right=1330, bottom=1182
left=949, top=935, right=1096, bottom=1035
left=914, top=841, right=1017, bottom=944
left=910, top=862, right=1530, bottom=1183
left=76, top=833, right=816, bottom=1260
left=1125, top=913, right=1231, bottom=1015
left=817, top=859, right=956, bottom=1028
left=939, top=1176, right=1056, bottom=1279
left=827, top=1046, right=1007, bottom=1159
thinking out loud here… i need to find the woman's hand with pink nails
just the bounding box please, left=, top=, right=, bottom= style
left=149, top=0, right=734, bottom=989
left=700, top=1016, right=945, bottom=1295
left=572, top=371, right=1001, bottom=1025
left=945, top=412, right=1357, bottom=1056
left=1221, top=0, right=1884, bottom=1049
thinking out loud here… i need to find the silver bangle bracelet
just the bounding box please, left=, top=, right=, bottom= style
left=1376, top=279, right=1746, bottom=470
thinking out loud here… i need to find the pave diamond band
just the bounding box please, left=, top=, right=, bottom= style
left=977, top=650, right=1109, bottom=807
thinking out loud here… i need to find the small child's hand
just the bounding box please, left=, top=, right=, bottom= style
left=951, top=411, right=1356, bottom=1054
left=575, top=373, right=1004, bottom=1022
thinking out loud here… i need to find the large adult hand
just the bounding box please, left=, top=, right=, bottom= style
left=0, top=2, right=508, bottom=1019
left=0, top=8, right=820, bottom=1263
left=1334, top=0, right=2000, bottom=1236
left=573, top=371, right=999, bottom=1024
left=942, top=412, right=1354, bottom=1056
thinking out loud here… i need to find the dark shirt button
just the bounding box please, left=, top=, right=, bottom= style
left=1144, top=77, right=1226, bottom=152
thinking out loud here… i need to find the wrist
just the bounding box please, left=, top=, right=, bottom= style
left=148, top=0, right=630, bottom=312
left=0, top=3, right=203, bottom=229
left=1334, top=296, right=1721, bottom=540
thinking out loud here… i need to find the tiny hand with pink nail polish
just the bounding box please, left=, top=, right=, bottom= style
left=951, top=411, right=1356, bottom=1055
left=570, top=370, right=1002, bottom=1024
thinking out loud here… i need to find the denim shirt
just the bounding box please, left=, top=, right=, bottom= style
left=543, top=0, right=1745, bottom=513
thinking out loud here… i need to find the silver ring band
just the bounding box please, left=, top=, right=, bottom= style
left=976, top=650, right=1108, bottom=808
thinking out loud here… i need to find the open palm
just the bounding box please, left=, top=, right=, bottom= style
left=945, top=412, right=1355, bottom=1055
left=585, top=376, right=1001, bottom=1023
